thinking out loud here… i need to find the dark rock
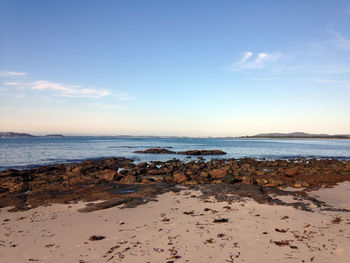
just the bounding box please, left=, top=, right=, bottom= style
left=213, top=218, right=228, bottom=223
left=133, top=148, right=175, bottom=154
left=222, top=175, right=241, bottom=184
left=178, top=150, right=226, bottom=155
left=100, top=169, right=118, bottom=181
left=89, top=235, right=106, bottom=241
left=119, top=175, right=136, bottom=184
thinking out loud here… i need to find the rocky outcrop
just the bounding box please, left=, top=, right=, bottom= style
left=133, top=148, right=175, bottom=154
left=133, top=148, right=226, bottom=155
left=177, top=150, right=227, bottom=155
left=1, top=157, right=350, bottom=210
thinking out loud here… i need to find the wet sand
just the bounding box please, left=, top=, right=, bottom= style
left=1, top=185, right=350, bottom=263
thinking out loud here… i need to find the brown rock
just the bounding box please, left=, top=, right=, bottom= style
left=200, top=171, right=209, bottom=178
left=119, top=175, right=136, bottom=184
left=184, top=180, right=198, bottom=185
left=101, top=169, right=118, bottom=181
left=147, top=169, right=164, bottom=175
left=285, top=167, right=298, bottom=177
left=293, top=180, right=309, bottom=188
left=266, top=178, right=284, bottom=187
left=240, top=175, right=255, bottom=184
left=164, top=175, right=174, bottom=183
left=211, top=179, right=223, bottom=184
left=173, top=173, right=187, bottom=183
left=209, top=169, right=227, bottom=179
left=186, top=170, right=195, bottom=177
left=256, top=178, right=268, bottom=185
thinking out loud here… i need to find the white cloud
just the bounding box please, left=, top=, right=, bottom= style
left=2, top=71, right=133, bottom=100
left=328, top=30, right=350, bottom=51
left=5, top=80, right=111, bottom=98
left=229, top=51, right=282, bottom=71
left=4, top=81, right=25, bottom=86
left=31, top=80, right=111, bottom=98
left=237, top=51, right=253, bottom=64
left=0, top=70, right=28, bottom=77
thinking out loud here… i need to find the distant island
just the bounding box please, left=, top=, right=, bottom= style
left=0, top=132, right=64, bottom=138
left=243, top=132, right=350, bottom=139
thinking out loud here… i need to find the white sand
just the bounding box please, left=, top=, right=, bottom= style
left=1, top=188, right=350, bottom=263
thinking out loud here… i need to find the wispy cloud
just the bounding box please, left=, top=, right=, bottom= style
left=5, top=80, right=111, bottom=98
left=32, top=80, right=111, bottom=98
left=114, top=92, right=134, bottom=101
left=229, top=51, right=283, bottom=71
left=0, top=70, right=28, bottom=77
left=1, top=70, right=133, bottom=100
left=328, top=30, right=350, bottom=51
left=237, top=51, right=253, bottom=64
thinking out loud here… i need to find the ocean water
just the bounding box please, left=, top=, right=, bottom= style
left=1, top=137, right=350, bottom=171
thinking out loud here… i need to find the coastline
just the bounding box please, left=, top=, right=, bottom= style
left=1, top=156, right=350, bottom=210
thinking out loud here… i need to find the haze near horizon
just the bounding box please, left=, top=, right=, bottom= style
left=1, top=0, right=350, bottom=136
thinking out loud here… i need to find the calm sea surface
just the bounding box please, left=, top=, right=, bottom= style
left=1, top=137, right=350, bottom=171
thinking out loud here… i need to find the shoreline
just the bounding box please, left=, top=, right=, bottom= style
left=2, top=155, right=350, bottom=173
left=1, top=156, right=350, bottom=211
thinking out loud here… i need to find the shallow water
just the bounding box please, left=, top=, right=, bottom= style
left=1, top=136, right=350, bottom=170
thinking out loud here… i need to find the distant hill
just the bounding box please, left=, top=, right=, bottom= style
left=0, top=132, right=34, bottom=138
left=246, top=132, right=350, bottom=139
left=0, top=132, right=64, bottom=138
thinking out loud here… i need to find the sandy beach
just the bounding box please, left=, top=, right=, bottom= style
left=1, top=183, right=350, bottom=263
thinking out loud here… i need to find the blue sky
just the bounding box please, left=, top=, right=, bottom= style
left=1, top=0, right=350, bottom=136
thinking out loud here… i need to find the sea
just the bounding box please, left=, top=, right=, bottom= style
left=1, top=137, right=350, bottom=171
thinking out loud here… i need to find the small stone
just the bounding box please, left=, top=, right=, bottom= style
left=89, top=235, right=106, bottom=241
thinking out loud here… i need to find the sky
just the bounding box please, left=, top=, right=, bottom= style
left=1, top=0, right=350, bottom=136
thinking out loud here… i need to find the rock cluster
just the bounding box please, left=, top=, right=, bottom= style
left=178, top=150, right=226, bottom=155
left=1, top=158, right=350, bottom=197
left=1, top=157, right=350, bottom=211
left=133, top=148, right=227, bottom=155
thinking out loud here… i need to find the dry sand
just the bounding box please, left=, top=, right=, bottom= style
left=1, top=185, right=350, bottom=263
